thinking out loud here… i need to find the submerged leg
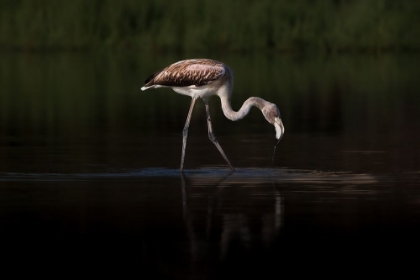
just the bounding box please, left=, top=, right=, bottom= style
left=203, top=99, right=235, bottom=171
left=181, top=97, right=198, bottom=172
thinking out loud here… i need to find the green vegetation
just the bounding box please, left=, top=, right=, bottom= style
left=0, top=0, right=419, bottom=52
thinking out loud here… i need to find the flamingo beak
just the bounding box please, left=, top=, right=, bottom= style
left=274, top=117, right=284, bottom=146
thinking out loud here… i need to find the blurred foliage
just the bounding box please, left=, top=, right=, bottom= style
left=0, top=0, right=419, bottom=52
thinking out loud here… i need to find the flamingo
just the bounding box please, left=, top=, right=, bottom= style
left=141, top=59, right=284, bottom=172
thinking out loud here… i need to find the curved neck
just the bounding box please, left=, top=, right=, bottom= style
left=219, top=93, right=268, bottom=121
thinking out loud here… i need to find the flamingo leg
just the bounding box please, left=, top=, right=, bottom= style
left=181, top=97, right=198, bottom=172
left=203, top=99, right=235, bottom=171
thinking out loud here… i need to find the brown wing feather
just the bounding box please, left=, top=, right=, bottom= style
left=143, top=59, right=225, bottom=88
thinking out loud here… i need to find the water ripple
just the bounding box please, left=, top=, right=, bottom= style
left=0, top=167, right=382, bottom=185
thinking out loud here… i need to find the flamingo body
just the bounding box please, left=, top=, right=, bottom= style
left=141, top=59, right=284, bottom=171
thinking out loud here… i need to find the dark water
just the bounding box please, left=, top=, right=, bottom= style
left=1, top=53, right=420, bottom=277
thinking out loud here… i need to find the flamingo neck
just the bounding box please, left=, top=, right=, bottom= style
left=218, top=87, right=267, bottom=121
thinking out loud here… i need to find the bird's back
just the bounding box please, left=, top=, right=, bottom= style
left=141, top=59, right=230, bottom=90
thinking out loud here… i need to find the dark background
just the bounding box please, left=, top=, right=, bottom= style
left=1, top=1, right=420, bottom=279
left=1, top=0, right=419, bottom=53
